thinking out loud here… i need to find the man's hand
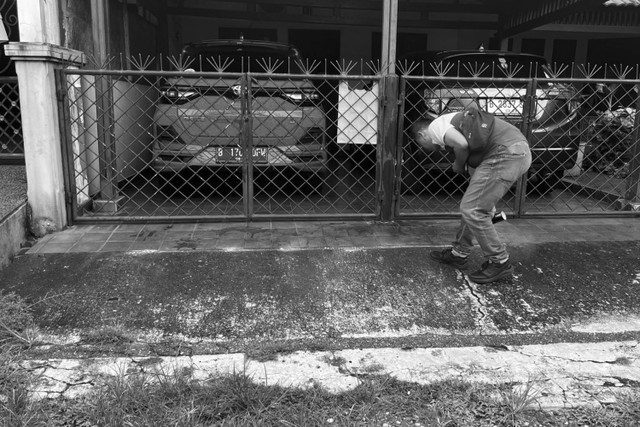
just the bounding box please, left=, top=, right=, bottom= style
left=442, top=127, right=469, bottom=175
left=451, top=162, right=467, bottom=175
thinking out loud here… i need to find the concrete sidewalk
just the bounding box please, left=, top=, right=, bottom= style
left=2, top=216, right=640, bottom=410
left=22, top=216, right=640, bottom=255
left=22, top=341, right=640, bottom=411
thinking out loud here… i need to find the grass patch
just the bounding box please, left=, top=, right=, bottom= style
left=1, top=291, right=640, bottom=426
left=5, top=367, right=640, bottom=427
left=0, top=347, right=37, bottom=427
left=0, top=291, right=40, bottom=426
left=0, top=290, right=36, bottom=347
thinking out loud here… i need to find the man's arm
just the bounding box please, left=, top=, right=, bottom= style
left=443, top=127, right=469, bottom=174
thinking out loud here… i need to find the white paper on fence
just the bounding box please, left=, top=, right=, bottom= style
left=337, top=81, right=379, bottom=145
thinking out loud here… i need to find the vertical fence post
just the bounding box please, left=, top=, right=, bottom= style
left=514, top=78, right=537, bottom=216
left=55, top=69, right=75, bottom=225
left=243, top=74, right=253, bottom=219
left=622, top=86, right=640, bottom=210
left=377, top=74, right=399, bottom=221
left=393, top=77, right=407, bottom=218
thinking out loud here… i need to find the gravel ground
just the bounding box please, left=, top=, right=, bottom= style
left=0, top=165, right=27, bottom=220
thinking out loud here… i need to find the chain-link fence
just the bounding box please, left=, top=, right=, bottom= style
left=0, top=77, right=23, bottom=162
left=58, top=68, right=382, bottom=221
left=398, top=74, right=584, bottom=216
left=396, top=57, right=640, bottom=217
left=57, top=58, right=640, bottom=223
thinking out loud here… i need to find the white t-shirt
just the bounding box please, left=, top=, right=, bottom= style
left=427, top=113, right=457, bottom=149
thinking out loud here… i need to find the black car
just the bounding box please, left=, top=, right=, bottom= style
left=399, top=49, right=581, bottom=194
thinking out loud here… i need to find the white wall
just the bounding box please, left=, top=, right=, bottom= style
left=17, top=0, right=61, bottom=44
left=113, top=80, right=157, bottom=181
left=72, top=77, right=157, bottom=202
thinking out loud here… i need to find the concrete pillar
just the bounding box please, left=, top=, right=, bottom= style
left=4, top=0, right=85, bottom=236
left=15, top=0, right=61, bottom=44
left=381, top=0, right=398, bottom=74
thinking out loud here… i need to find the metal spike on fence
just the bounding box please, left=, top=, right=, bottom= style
left=610, top=64, right=634, bottom=80
left=396, top=60, right=421, bottom=76
left=332, top=59, right=358, bottom=76
left=128, top=54, right=155, bottom=71
left=205, top=56, right=234, bottom=73
left=298, top=59, right=321, bottom=75
left=545, top=62, right=570, bottom=79
left=430, top=60, right=455, bottom=78
left=85, top=53, right=117, bottom=70
left=578, top=63, right=602, bottom=79
left=498, top=62, right=525, bottom=78
left=463, top=61, right=490, bottom=78
left=257, top=57, right=284, bottom=74
left=367, top=60, right=391, bottom=76
left=167, top=54, right=195, bottom=72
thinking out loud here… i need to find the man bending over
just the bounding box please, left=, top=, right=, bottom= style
left=412, top=104, right=531, bottom=283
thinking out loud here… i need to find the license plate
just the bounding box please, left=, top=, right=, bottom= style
left=483, top=98, right=522, bottom=116
left=216, top=147, right=268, bottom=163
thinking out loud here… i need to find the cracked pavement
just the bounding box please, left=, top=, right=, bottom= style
left=4, top=242, right=640, bottom=341
left=22, top=341, right=640, bottom=410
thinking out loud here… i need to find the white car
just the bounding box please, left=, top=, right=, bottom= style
left=152, top=39, right=327, bottom=180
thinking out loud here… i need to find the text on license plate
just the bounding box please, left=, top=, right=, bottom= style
left=217, top=147, right=268, bottom=163
left=482, top=99, right=522, bottom=115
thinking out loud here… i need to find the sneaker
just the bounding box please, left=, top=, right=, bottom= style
left=469, top=260, right=514, bottom=284
left=429, top=248, right=469, bottom=269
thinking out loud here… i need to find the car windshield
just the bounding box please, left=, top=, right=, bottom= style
left=183, top=45, right=303, bottom=73
left=438, top=54, right=549, bottom=78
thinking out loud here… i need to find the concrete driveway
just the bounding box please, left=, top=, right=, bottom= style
left=2, top=219, right=639, bottom=352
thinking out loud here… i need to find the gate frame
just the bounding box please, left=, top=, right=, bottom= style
left=58, top=69, right=387, bottom=224
left=394, top=74, right=640, bottom=220
left=57, top=68, right=640, bottom=224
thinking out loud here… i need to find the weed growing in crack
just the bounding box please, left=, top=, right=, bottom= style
left=497, top=377, right=543, bottom=424
left=322, top=352, right=347, bottom=368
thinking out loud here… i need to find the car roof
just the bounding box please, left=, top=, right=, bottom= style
left=399, top=49, right=547, bottom=63
left=182, top=39, right=300, bottom=55
left=435, top=49, right=547, bottom=62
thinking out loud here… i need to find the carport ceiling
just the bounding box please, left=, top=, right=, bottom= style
left=166, top=0, right=613, bottom=35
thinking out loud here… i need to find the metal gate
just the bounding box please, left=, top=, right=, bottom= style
left=58, top=59, right=640, bottom=223
left=396, top=57, right=640, bottom=218
left=0, top=0, right=22, bottom=164
left=0, top=77, right=22, bottom=162
left=58, top=65, right=384, bottom=222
